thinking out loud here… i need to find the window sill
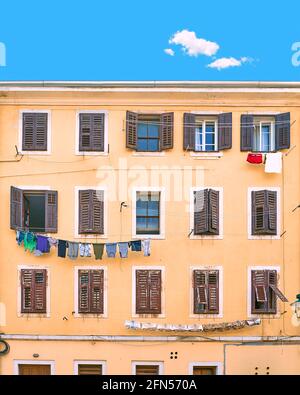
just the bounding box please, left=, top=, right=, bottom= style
left=18, top=313, right=50, bottom=318
left=19, top=150, right=51, bottom=156
left=190, top=152, right=223, bottom=159
left=248, top=235, right=280, bottom=240
left=190, top=234, right=223, bottom=240
left=132, top=152, right=166, bottom=157
left=75, top=151, right=108, bottom=156
left=74, top=313, right=107, bottom=318
left=248, top=313, right=280, bottom=319
left=190, top=314, right=223, bottom=319
left=74, top=234, right=108, bottom=240
left=132, top=313, right=166, bottom=319
left=132, top=234, right=165, bottom=240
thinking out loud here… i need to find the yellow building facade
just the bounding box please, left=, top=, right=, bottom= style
left=0, top=81, right=299, bottom=375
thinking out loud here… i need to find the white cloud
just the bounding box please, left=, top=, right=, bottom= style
left=169, top=29, right=219, bottom=57
left=164, top=48, right=175, bottom=56
left=207, top=57, right=252, bottom=70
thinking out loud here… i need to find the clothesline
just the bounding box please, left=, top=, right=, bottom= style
left=15, top=230, right=151, bottom=260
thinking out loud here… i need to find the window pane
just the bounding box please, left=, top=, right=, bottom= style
left=150, top=192, right=160, bottom=201
left=148, top=124, right=159, bottom=137
left=148, top=139, right=159, bottom=151
left=261, top=124, right=271, bottom=151
left=148, top=201, right=159, bottom=216
left=137, top=138, right=148, bottom=151
left=136, top=200, right=148, bottom=216
left=195, top=126, right=203, bottom=152
left=137, top=123, right=147, bottom=137
left=253, top=125, right=260, bottom=152
left=147, top=217, right=160, bottom=233
left=136, top=217, right=147, bottom=233
left=205, top=122, right=215, bottom=151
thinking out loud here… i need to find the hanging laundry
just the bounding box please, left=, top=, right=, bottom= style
left=24, top=232, right=37, bottom=253
left=247, top=153, right=263, bottom=164
left=106, top=243, right=117, bottom=258
left=265, top=152, right=282, bottom=173
left=93, top=244, right=104, bottom=260
left=35, top=235, right=50, bottom=254
left=118, top=242, right=129, bottom=258
left=48, top=237, right=58, bottom=249
left=16, top=230, right=25, bottom=246
left=129, top=240, right=142, bottom=252
left=79, top=243, right=92, bottom=257
left=67, top=242, right=79, bottom=260
left=57, top=240, right=67, bottom=258
left=142, top=239, right=151, bottom=256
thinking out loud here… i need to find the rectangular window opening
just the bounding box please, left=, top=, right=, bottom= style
left=137, top=115, right=160, bottom=152
left=195, top=117, right=217, bottom=152
left=24, top=192, right=46, bottom=232
left=136, top=191, right=160, bottom=235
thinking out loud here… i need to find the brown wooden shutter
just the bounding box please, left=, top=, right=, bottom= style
left=240, top=114, right=254, bottom=151
left=252, top=190, right=277, bottom=236
left=34, top=270, right=47, bottom=313
left=183, top=113, right=196, bottom=150
left=79, top=190, right=104, bottom=234
left=193, top=270, right=207, bottom=314
left=268, top=271, right=288, bottom=302
left=79, top=190, right=91, bottom=233
left=136, top=270, right=149, bottom=314
left=136, top=270, right=161, bottom=314
left=149, top=270, right=162, bottom=314
left=160, top=112, right=174, bottom=150
left=78, top=270, right=89, bottom=313
left=35, top=113, right=48, bottom=150
left=267, top=191, right=277, bottom=235
left=92, top=190, right=104, bottom=234
left=135, top=365, right=160, bottom=375
left=78, top=364, right=103, bottom=375
left=194, top=189, right=209, bottom=235
left=21, top=269, right=46, bottom=314
left=90, top=270, right=104, bottom=314
left=251, top=270, right=268, bottom=313
left=10, top=186, right=24, bottom=230
left=209, top=189, right=219, bottom=235
left=194, top=270, right=219, bottom=314
left=79, top=113, right=105, bottom=152
left=275, top=112, right=290, bottom=150
left=21, top=269, right=34, bottom=313
left=45, top=191, right=58, bottom=233
left=22, top=113, right=47, bottom=151
left=218, top=112, right=232, bottom=150
left=207, top=271, right=219, bottom=313
left=126, top=111, right=138, bottom=149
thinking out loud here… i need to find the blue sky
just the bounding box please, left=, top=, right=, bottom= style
left=0, top=0, right=299, bottom=81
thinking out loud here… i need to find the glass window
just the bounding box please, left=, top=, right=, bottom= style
left=195, top=119, right=217, bottom=152
left=253, top=119, right=274, bottom=152
left=137, top=116, right=160, bottom=152
left=136, top=192, right=160, bottom=234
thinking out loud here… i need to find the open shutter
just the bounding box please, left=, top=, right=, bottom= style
left=269, top=271, right=288, bottom=302
left=78, top=270, right=90, bottom=313
left=207, top=271, right=219, bottom=313
left=193, top=270, right=207, bottom=314
left=194, top=190, right=209, bottom=235
left=91, top=190, right=104, bottom=234
left=126, top=111, right=138, bottom=149
left=34, top=270, right=47, bottom=313
left=160, top=112, right=174, bottom=150
left=149, top=270, right=162, bottom=314
left=21, top=269, right=34, bottom=313
left=275, top=112, right=290, bottom=150
left=136, top=270, right=149, bottom=314
left=208, top=189, right=219, bottom=235
left=252, top=270, right=268, bottom=313
left=240, top=115, right=254, bottom=151
left=10, top=186, right=24, bottom=230
left=183, top=113, right=196, bottom=151
left=252, top=191, right=267, bottom=235
left=35, top=113, right=48, bottom=151
left=45, top=191, right=58, bottom=233
left=90, top=270, right=104, bottom=313
left=79, top=190, right=92, bottom=234
left=267, top=191, right=277, bottom=235
left=218, top=113, right=232, bottom=150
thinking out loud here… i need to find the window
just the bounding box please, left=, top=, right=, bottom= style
left=18, top=364, right=51, bottom=375
left=184, top=112, right=232, bottom=152
left=21, top=112, right=49, bottom=152
left=192, top=366, right=217, bottom=375
left=78, top=189, right=104, bottom=234
left=77, top=364, right=103, bottom=375
left=10, top=187, right=58, bottom=233
left=78, top=270, right=104, bottom=314
left=251, top=270, right=288, bottom=314
left=132, top=362, right=163, bottom=375
left=21, top=269, right=47, bottom=314
left=251, top=190, right=277, bottom=236
left=241, top=113, right=290, bottom=152
left=193, top=189, right=220, bottom=236
left=136, top=191, right=160, bottom=235
left=135, top=270, right=162, bottom=314
left=193, top=270, right=219, bottom=314
left=126, top=111, right=174, bottom=152
left=78, top=112, right=106, bottom=152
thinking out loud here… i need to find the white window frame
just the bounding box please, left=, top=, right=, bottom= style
left=132, top=266, right=165, bottom=318
left=195, top=118, right=218, bottom=152
left=75, top=110, right=109, bottom=155
left=74, top=186, right=108, bottom=239
left=132, top=187, right=165, bottom=239
left=18, top=110, right=52, bottom=155
left=247, top=265, right=281, bottom=319
left=14, top=359, right=55, bottom=375
left=253, top=117, right=275, bottom=152
left=17, top=265, right=51, bottom=318
left=189, top=187, right=224, bottom=240
left=73, top=360, right=107, bottom=375
left=248, top=187, right=280, bottom=240
left=131, top=361, right=164, bottom=375
left=190, top=266, right=223, bottom=319
left=74, top=266, right=108, bottom=318
left=188, top=361, right=223, bottom=375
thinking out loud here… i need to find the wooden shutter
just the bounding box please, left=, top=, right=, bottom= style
left=34, top=270, right=47, bottom=313
left=267, top=191, right=277, bottom=234
left=92, top=190, right=104, bottom=234
left=194, top=189, right=209, bottom=235
left=135, top=365, right=159, bottom=375
left=268, top=271, right=288, bottom=302
left=79, top=113, right=105, bottom=152
left=78, top=364, right=103, bottom=375
left=78, top=270, right=89, bottom=313
left=10, top=186, right=24, bottom=230
left=275, top=112, right=290, bottom=150
left=45, top=191, right=58, bottom=233
left=160, top=112, right=174, bottom=150
left=136, top=270, right=161, bottom=314
left=149, top=270, right=162, bottom=314
left=126, top=111, right=138, bottom=149
left=240, top=115, right=254, bottom=151
left=193, top=366, right=216, bottom=375
left=22, top=113, right=47, bottom=151
left=251, top=270, right=274, bottom=314
left=218, top=112, right=232, bottom=150
left=90, top=270, right=104, bottom=313
left=209, top=189, right=219, bottom=235
left=193, top=270, right=207, bottom=314
left=194, top=270, right=219, bottom=314
left=21, top=269, right=46, bottom=314
left=252, top=190, right=277, bottom=235
left=21, top=270, right=34, bottom=313
left=183, top=113, right=196, bottom=150
left=79, top=190, right=104, bottom=234
left=19, top=364, right=51, bottom=375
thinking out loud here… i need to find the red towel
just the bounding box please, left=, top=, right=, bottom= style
left=247, top=153, right=263, bottom=164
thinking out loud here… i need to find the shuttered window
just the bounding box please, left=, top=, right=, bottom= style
left=194, top=189, right=220, bottom=236
left=79, top=113, right=105, bottom=152
left=251, top=190, right=277, bottom=236
left=78, top=270, right=104, bottom=314
left=192, top=366, right=217, bottom=375
left=78, top=364, right=103, bottom=375
left=251, top=270, right=288, bottom=314
left=135, top=365, right=160, bottom=375
left=136, top=270, right=162, bottom=314
left=78, top=190, right=104, bottom=234
left=126, top=111, right=173, bottom=151
left=21, top=269, right=47, bottom=314
left=136, top=191, right=160, bottom=235
left=193, top=270, right=219, bottom=314
left=22, top=112, right=48, bottom=151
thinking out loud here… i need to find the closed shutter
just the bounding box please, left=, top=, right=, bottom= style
left=92, top=190, right=104, bottom=234
left=79, top=113, right=105, bottom=152
left=160, top=112, right=174, bottom=150
left=193, top=366, right=216, bottom=375
left=252, top=190, right=277, bottom=236
left=21, top=269, right=46, bottom=314
left=209, top=189, right=219, bottom=235
left=90, top=270, right=104, bottom=314
left=126, top=111, right=138, bottom=149
left=193, top=270, right=207, bottom=314
left=78, top=270, right=89, bottom=313
left=135, top=365, right=160, bottom=375
left=79, top=190, right=104, bottom=234
left=194, top=189, right=209, bottom=235
left=22, top=113, right=48, bottom=151
left=78, top=364, right=103, bottom=375
left=240, top=115, right=254, bottom=151
left=45, top=191, right=58, bottom=233
left=183, top=113, right=196, bottom=151
left=21, top=269, right=34, bottom=313
left=136, top=270, right=162, bottom=314
left=207, top=271, right=219, bottom=313
left=34, top=270, right=47, bottom=313
left=10, top=186, right=24, bottom=230
left=194, top=270, right=219, bottom=314
left=218, top=112, right=232, bottom=150
left=267, top=191, right=277, bottom=234
left=149, top=270, right=162, bottom=314
left=275, top=112, right=290, bottom=150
